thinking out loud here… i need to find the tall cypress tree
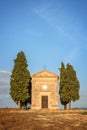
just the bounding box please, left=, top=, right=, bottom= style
left=10, top=51, right=31, bottom=109
left=59, top=62, right=70, bottom=109
left=59, top=62, right=80, bottom=110
left=66, top=63, right=80, bottom=109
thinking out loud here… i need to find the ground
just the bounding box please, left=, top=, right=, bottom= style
left=0, top=108, right=87, bottom=130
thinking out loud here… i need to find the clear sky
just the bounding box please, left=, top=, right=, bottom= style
left=0, top=0, right=87, bottom=109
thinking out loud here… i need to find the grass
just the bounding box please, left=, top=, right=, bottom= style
left=0, top=108, right=87, bottom=130
left=81, top=111, right=87, bottom=115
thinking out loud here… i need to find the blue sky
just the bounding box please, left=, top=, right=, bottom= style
left=0, top=0, right=87, bottom=108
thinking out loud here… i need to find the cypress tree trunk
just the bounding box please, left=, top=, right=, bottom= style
left=64, top=104, right=67, bottom=110
left=24, top=102, right=27, bottom=110
left=69, top=101, right=71, bottom=109
left=18, top=100, right=22, bottom=109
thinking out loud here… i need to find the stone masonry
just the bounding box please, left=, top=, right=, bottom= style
left=31, top=70, right=59, bottom=109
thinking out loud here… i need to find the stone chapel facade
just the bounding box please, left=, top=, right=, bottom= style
left=31, top=70, right=59, bottom=109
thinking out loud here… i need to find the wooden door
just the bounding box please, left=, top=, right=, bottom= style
left=42, top=96, right=48, bottom=108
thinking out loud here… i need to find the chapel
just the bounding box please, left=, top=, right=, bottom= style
left=31, top=69, right=59, bottom=109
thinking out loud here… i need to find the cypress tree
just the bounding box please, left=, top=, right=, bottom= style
left=10, top=51, right=31, bottom=109
left=59, top=62, right=70, bottom=109
left=66, top=63, right=80, bottom=109
left=59, top=62, right=80, bottom=110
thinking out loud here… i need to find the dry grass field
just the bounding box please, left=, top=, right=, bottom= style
left=0, top=108, right=87, bottom=130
